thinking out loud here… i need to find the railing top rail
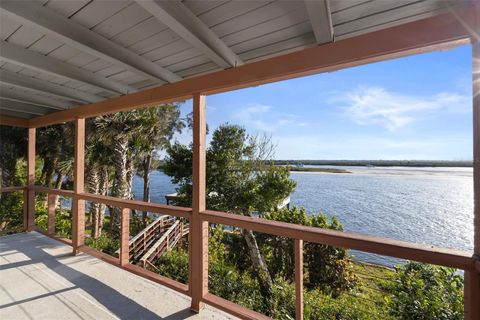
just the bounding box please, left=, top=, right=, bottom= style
left=31, top=185, right=74, bottom=196
left=0, top=186, right=26, bottom=192
left=202, top=210, right=474, bottom=271
left=78, top=192, right=191, bottom=219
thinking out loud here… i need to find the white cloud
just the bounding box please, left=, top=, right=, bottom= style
left=335, top=87, right=469, bottom=131
left=234, top=103, right=300, bottom=132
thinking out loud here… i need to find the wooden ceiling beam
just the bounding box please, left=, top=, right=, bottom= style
left=136, top=0, right=243, bottom=68
left=304, top=0, right=334, bottom=44
left=0, top=41, right=137, bottom=95
left=0, top=114, right=30, bottom=127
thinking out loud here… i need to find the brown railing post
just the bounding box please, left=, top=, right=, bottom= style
left=295, top=239, right=304, bottom=320
left=190, top=93, right=208, bottom=312
left=120, top=207, right=130, bottom=266
left=22, top=188, right=28, bottom=231
left=72, top=118, right=85, bottom=255
left=47, top=193, right=56, bottom=235
left=26, top=127, right=35, bottom=231
left=465, top=39, right=480, bottom=320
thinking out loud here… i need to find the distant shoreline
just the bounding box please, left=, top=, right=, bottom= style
left=272, top=160, right=472, bottom=168
left=288, top=167, right=351, bottom=174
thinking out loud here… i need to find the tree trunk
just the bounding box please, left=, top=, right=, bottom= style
left=142, top=153, right=152, bottom=221
left=87, top=163, right=100, bottom=238
left=111, top=136, right=129, bottom=237
left=240, top=210, right=273, bottom=305
left=53, top=170, right=64, bottom=209
left=97, top=166, right=108, bottom=237
left=45, top=156, right=58, bottom=187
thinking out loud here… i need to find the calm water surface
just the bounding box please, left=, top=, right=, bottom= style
left=132, top=167, right=473, bottom=266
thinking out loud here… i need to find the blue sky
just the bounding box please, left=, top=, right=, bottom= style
left=177, top=44, right=473, bottom=160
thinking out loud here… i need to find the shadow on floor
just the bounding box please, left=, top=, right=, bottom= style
left=0, top=232, right=198, bottom=320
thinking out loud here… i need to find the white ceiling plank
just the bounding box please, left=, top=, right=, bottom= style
left=0, top=99, right=50, bottom=116
left=210, top=1, right=300, bottom=39
left=44, top=0, right=91, bottom=18
left=0, top=14, right=21, bottom=40
left=0, top=69, right=102, bottom=103
left=304, top=0, right=334, bottom=44
left=0, top=1, right=182, bottom=83
left=111, top=16, right=168, bottom=48
left=136, top=0, right=243, bottom=68
left=0, top=86, right=74, bottom=110
left=28, top=35, right=64, bottom=55
left=0, top=108, right=34, bottom=119
left=183, top=0, right=229, bottom=16
left=333, top=0, right=452, bottom=39
left=128, top=28, right=180, bottom=54
left=70, top=0, right=131, bottom=29
left=0, top=41, right=137, bottom=95
left=232, top=21, right=314, bottom=55
left=221, top=8, right=309, bottom=47
left=92, top=3, right=151, bottom=40
left=3, top=24, right=44, bottom=49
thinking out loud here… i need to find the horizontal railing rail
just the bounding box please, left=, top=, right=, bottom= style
left=30, top=185, right=74, bottom=196
left=0, top=186, right=26, bottom=192
left=202, top=209, right=474, bottom=271
left=77, top=192, right=191, bottom=219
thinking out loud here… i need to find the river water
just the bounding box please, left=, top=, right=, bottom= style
left=132, top=166, right=473, bottom=267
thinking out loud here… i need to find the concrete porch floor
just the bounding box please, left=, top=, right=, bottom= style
left=0, top=232, right=236, bottom=320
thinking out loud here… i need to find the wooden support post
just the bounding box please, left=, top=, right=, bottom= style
left=465, top=39, right=480, bottom=320
left=295, top=239, right=304, bottom=320
left=26, top=127, right=35, bottom=231
left=190, top=93, right=208, bottom=312
left=120, top=207, right=130, bottom=266
left=47, top=193, right=56, bottom=234
left=72, top=118, right=85, bottom=255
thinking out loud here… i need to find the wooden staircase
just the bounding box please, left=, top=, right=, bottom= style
left=126, top=215, right=189, bottom=268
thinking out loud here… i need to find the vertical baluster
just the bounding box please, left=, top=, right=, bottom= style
left=27, top=127, right=35, bottom=231
left=295, top=239, right=304, bottom=320
left=23, top=188, right=28, bottom=231
left=120, top=207, right=130, bottom=266
left=47, top=193, right=56, bottom=235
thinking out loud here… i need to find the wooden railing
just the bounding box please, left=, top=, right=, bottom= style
left=2, top=185, right=479, bottom=320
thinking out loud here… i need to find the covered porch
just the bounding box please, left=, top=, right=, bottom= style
left=0, top=0, right=480, bottom=319
left=0, top=232, right=235, bottom=320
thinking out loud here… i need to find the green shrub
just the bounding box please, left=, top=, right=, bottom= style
left=156, top=249, right=189, bottom=284
left=387, top=262, right=464, bottom=320
left=85, top=234, right=119, bottom=255
left=263, top=207, right=356, bottom=295
left=35, top=205, right=72, bottom=239
left=0, top=191, right=24, bottom=233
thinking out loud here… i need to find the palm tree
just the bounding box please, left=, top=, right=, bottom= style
left=93, top=111, right=144, bottom=236
left=37, top=124, right=73, bottom=187
left=134, top=105, right=185, bottom=220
